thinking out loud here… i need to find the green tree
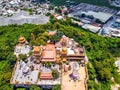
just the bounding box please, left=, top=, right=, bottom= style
left=7, top=54, right=17, bottom=68
left=28, top=51, right=33, bottom=57
left=54, top=22, right=61, bottom=30
left=50, top=35, right=60, bottom=43
left=95, top=19, right=102, bottom=23
left=19, top=54, right=27, bottom=63
left=52, top=85, right=61, bottom=90
left=81, top=13, right=86, bottom=18
left=55, top=8, right=61, bottom=14
left=49, top=5, right=54, bottom=10
left=52, top=69, right=59, bottom=80
left=98, top=68, right=111, bottom=82
left=64, top=11, right=68, bottom=16
left=30, top=85, right=42, bottom=90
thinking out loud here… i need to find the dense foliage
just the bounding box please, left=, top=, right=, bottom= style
left=0, top=24, right=36, bottom=90
left=52, top=69, right=59, bottom=80
left=52, top=85, right=61, bottom=90
left=19, top=54, right=27, bottom=62
left=1, top=18, right=120, bottom=90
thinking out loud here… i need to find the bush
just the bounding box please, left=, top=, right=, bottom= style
left=52, top=85, right=61, bottom=90
left=30, top=85, right=42, bottom=90
left=19, top=54, right=27, bottom=63
left=52, top=69, right=59, bottom=80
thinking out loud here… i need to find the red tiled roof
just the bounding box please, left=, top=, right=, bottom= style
left=61, top=9, right=66, bottom=13
left=41, top=44, right=56, bottom=62
left=40, top=73, right=53, bottom=80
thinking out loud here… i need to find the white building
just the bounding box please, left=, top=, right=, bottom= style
left=82, top=24, right=101, bottom=33
left=69, top=11, right=113, bottom=23
left=116, top=19, right=120, bottom=24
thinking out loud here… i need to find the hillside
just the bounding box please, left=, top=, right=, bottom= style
left=0, top=19, right=120, bottom=89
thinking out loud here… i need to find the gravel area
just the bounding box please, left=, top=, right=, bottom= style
left=0, top=11, right=49, bottom=26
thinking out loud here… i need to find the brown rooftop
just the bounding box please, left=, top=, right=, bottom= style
left=18, top=36, right=26, bottom=43
left=41, top=44, right=56, bottom=62
left=40, top=73, right=53, bottom=80
left=60, top=36, right=69, bottom=47
left=33, top=46, right=42, bottom=52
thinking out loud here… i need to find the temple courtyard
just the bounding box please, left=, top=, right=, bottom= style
left=62, top=61, right=87, bottom=90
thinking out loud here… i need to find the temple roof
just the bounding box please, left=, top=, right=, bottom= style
left=18, top=36, right=26, bottom=43
left=40, top=73, right=53, bottom=80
